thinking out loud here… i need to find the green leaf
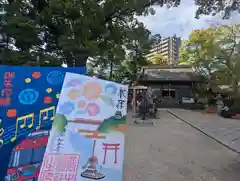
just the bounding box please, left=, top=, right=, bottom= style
left=97, top=113, right=126, bottom=133
left=100, top=95, right=115, bottom=107
left=53, top=114, right=68, bottom=133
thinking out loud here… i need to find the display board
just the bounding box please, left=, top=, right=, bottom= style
left=0, top=66, right=85, bottom=181
left=39, top=73, right=128, bottom=181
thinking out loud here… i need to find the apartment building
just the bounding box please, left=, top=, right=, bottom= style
left=146, top=35, right=181, bottom=65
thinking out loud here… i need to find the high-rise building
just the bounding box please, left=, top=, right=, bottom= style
left=146, top=35, right=181, bottom=64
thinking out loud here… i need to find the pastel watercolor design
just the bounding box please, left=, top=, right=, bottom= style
left=58, top=101, right=75, bottom=115
left=39, top=73, right=128, bottom=181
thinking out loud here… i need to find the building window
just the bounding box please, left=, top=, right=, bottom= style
left=8, top=146, right=47, bottom=168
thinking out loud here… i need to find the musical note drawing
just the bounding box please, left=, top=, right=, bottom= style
left=0, top=128, right=4, bottom=137
left=38, top=106, right=55, bottom=129
left=0, top=127, right=4, bottom=147
left=10, top=113, right=34, bottom=142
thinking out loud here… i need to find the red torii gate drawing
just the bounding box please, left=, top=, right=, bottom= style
left=102, top=143, right=120, bottom=164
left=73, top=118, right=121, bottom=165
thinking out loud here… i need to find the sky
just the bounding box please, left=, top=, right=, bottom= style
left=137, top=0, right=240, bottom=39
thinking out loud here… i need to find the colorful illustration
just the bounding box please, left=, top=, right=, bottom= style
left=6, top=130, right=49, bottom=181
left=39, top=73, right=128, bottom=181
left=0, top=66, right=85, bottom=181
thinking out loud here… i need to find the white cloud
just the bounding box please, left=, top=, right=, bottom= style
left=137, top=0, right=240, bottom=39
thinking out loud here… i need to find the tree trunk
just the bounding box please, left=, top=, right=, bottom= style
left=65, top=53, right=88, bottom=67
left=109, top=59, right=113, bottom=80
left=74, top=55, right=89, bottom=67
left=66, top=57, right=74, bottom=67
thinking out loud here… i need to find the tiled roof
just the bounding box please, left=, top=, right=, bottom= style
left=139, top=67, right=204, bottom=82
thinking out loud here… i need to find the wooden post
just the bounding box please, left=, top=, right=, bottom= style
left=132, top=87, right=136, bottom=117
left=92, top=140, right=96, bottom=156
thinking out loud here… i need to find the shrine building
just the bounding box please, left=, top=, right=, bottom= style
left=137, top=65, right=206, bottom=109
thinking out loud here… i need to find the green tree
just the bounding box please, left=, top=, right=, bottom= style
left=111, top=52, right=150, bottom=83
left=90, top=26, right=153, bottom=81
left=1, top=0, right=239, bottom=67
left=0, top=0, right=62, bottom=66
left=180, top=24, right=240, bottom=95
left=180, top=28, right=219, bottom=76
left=215, top=24, right=240, bottom=94
left=1, top=0, right=153, bottom=66
left=112, top=58, right=136, bottom=83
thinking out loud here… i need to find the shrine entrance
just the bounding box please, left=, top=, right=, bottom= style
left=161, top=88, right=177, bottom=105
left=137, top=65, right=206, bottom=109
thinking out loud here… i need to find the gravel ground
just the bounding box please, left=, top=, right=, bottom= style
left=124, top=110, right=240, bottom=181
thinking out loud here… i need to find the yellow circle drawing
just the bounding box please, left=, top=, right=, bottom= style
left=25, top=78, right=31, bottom=83
left=46, top=88, right=52, bottom=93
left=67, top=89, right=81, bottom=100
left=56, top=93, right=60, bottom=99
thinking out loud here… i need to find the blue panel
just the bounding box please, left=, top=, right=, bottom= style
left=0, top=66, right=86, bottom=180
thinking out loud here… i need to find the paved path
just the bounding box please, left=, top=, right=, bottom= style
left=168, top=109, right=240, bottom=154
left=124, top=110, right=240, bottom=181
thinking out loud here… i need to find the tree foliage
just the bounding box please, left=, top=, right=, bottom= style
left=180, top=24, right=240, bottom=95
left=112, top=58, right=137, bottom=83
left=148, top=52, right=168, bottom=65
left=0, top=0, right=239, bottom=67
left=0, top=0, right=153, bottom=66
left=180, top=28, right=219, bottom=75
left=107, top=49, right=150, bottom=83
